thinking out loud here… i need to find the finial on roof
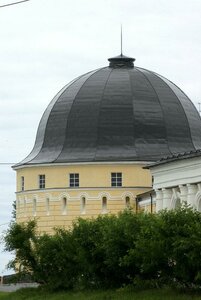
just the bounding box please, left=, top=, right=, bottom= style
left=108, top=54, right=135, bottom=68
left=108, top=27, right=135, bottom=68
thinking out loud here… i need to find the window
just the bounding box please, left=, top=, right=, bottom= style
left=69, top=173, right=79, bottom=187
left=111, top=172, right=122, bottom=187
left=81, top=197, right=86, bottom=214
left=62, top=197, right=67, bottom=215
left=102, top=197, right=107, bottom=213
left=46, top=198, right=50, bottom=215
left=125, top=196, right=130, bottom=208
left=39, top=174, right=45, bottom=189
left=33, top=198, right=36, bottom=216
left=24, top=197, right=26, bottom=215
left=21, top=176, right=24, bottom=191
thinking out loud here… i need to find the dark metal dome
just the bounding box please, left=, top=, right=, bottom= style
left=16, top=54, right=201, bottom=166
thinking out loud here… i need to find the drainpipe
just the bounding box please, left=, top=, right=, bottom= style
left=136, top=197, right=140, bottom=214
left=150, top=193, right=153, bottom=214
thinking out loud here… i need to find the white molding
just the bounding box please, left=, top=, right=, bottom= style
left=98, top=192, right=111, bottom=200
left=13, top=161, right=152, bottom=170
left=17, top=191, right=139, bottom=203
left=78, top=192, right=90, bottom=200
left=59, top=192, right=70, bottom=201
left=152, top=158, right=201, bottom=190
left=16, top=186, right=151, bottom=195
left=121, top=191, right=134, bottom=200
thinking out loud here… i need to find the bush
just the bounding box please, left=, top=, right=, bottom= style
left=4, top=205, right=201, bottom=290
left=72, top=211, right=141, bottom=288
left=35, top=229, right=79, bottom=290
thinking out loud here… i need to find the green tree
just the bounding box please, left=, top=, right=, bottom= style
left=11, top=200, right=16, bottom=220
left=4, top=220, right=38, bottom=274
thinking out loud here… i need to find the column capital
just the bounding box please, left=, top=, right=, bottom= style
left=179, top=184, right=187, bottom=194
left=187, top=183, right=198, bottom=194
left=162, top=188, right=172, bottom=197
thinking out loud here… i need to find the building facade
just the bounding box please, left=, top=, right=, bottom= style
left=15, top=163, right=151, bottom=234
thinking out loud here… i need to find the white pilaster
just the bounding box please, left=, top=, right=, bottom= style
left=179, top=185, right=188, bottom=204
left=197, top=183, right=201, bottom=191
left=155, top=189, right=163, bottom=212
left=162, top=188, right=172, bottom=210
left=187, top=184, right=197, bottom=208
left=171, top=187, right=180, bottom=209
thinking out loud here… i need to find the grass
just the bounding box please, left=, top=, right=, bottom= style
left=1, top=288, right=201, bottom=300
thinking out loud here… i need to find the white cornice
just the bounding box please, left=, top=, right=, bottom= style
left=13, top=161, right=153, bottom=170
left=16, top=186, right=152, bottom=195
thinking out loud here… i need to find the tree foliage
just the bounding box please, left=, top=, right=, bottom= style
left=4, top=205, right=201, bottom=290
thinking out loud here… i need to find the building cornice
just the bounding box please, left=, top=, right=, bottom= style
left=13, top=161, right=153, bottom=170
left=16, top=186, right=152, bottom=195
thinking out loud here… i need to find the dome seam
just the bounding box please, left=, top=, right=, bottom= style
left=135, top=67, right=172, bottom=155
left=127, top=68, right=138, bottom=157
left=26, top=73, right=91, bottom=166
left=94, top=67, right=115, bottom=161
left=54, top=67, right=107, bottom=163
left=153, top=71, right=199, bottom=150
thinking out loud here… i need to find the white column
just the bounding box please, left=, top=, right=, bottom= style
left=155, top=189, right=163, bottom=212
left=179, top=185, right=188, bottom=204
left=162, top=188, right=172, bottom=210
left=197, top=183, right=201, bottom=191
left=171, top=187, right=180, bottom=209
left=196, top=183, right=201, bottom=211
left=187, top=184, right=197, bottom=208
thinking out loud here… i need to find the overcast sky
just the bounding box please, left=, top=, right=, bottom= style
left=0, top=0, right=201, bottom=275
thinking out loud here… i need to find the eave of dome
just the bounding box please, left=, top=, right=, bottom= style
left=13, top=160, right=153, bottom=170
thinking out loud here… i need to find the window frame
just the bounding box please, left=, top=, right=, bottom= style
left=46, top=198, right=50, bottom=215
left=111, top=172, right=122, bottom=187
left=102, top=196, right=107, bottom=213
left=21, top=176, right=24, bottom=191
left=81, top=196, right=86, bottom=214
left=33, top=198, right=37, bottom=216
left=39, top=174, right=45, bottom=189
left=125, top=196, right=130, bottom=208
left=62, top=197, right=67, bottom=215
left=69, top=173, right=79, bottom=188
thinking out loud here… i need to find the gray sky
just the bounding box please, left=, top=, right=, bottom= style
left=0, top=0, right=201, bottom=275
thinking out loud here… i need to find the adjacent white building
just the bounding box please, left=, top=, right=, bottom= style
left=146, top=150, right=201, bottom=212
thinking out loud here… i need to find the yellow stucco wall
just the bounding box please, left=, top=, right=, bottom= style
left=16, top=163, right=151, bottom=191
left=138, top=203, right=156, bottom=213
left=15, top=163, right=152, bottom=234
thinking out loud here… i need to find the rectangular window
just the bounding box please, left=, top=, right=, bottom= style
left=39, top=174, right=45, bottom=189
left=21, top=176, right=24, bottom=191
left=69, top=173, right=79, bottom=187
left=111, top=172, right=122, bottom=187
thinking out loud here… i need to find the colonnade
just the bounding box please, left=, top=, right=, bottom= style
left=155, top=183, right=201, bottom=212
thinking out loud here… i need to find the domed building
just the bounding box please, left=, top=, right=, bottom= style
left=13, top=54, right=201, bottom=233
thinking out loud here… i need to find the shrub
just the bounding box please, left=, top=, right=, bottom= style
left=4, top=205, right=201, bottom=290
left=35, top=229, right=79, bottom=290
